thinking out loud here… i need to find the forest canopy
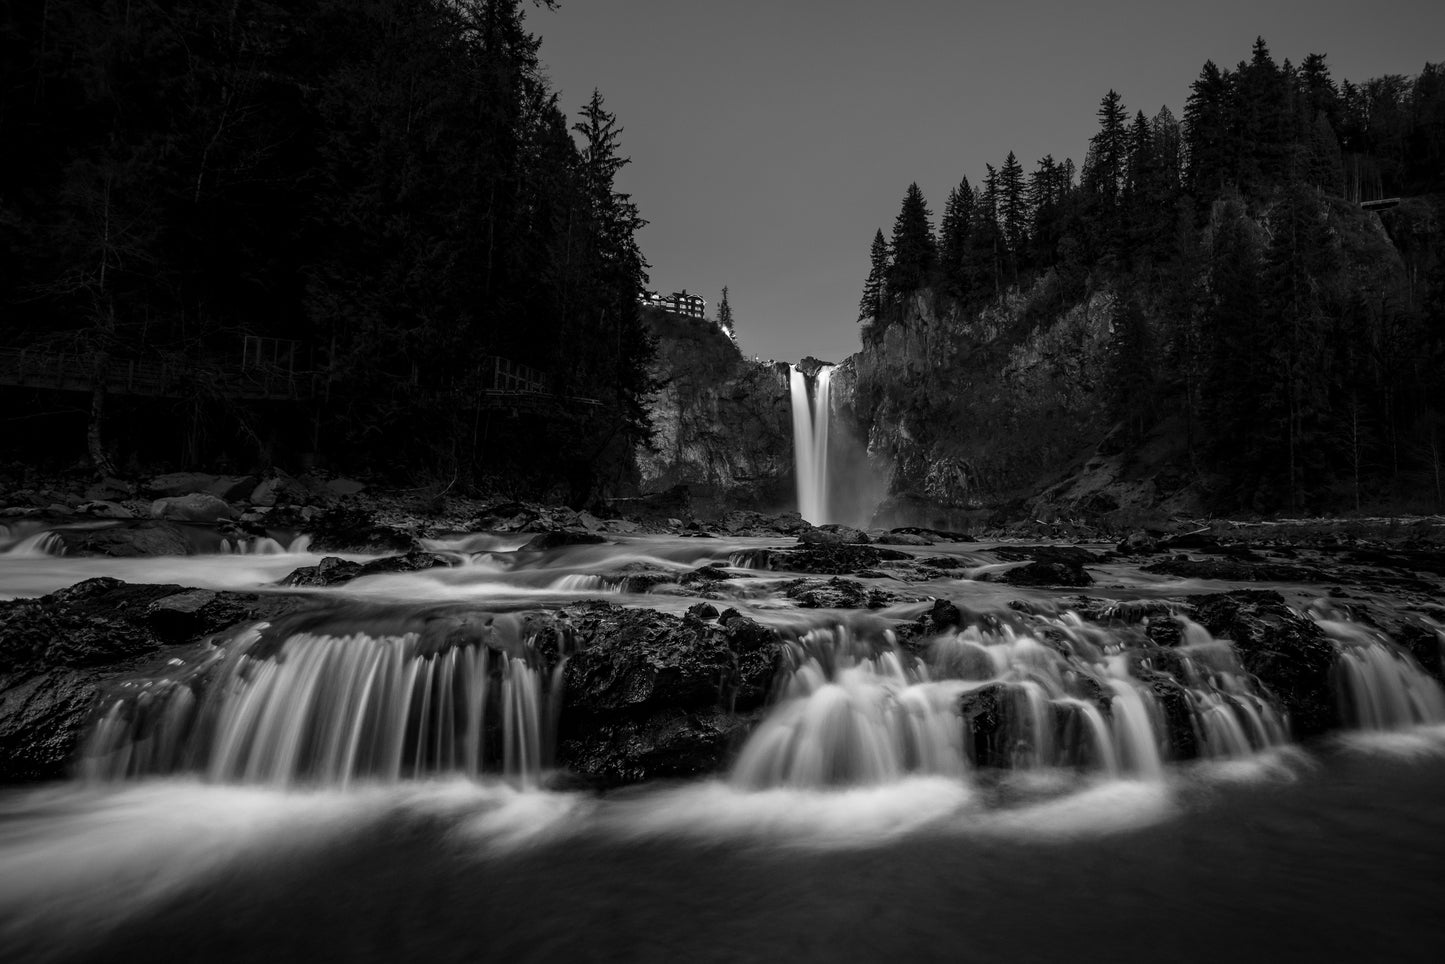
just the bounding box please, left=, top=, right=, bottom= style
left=0, top=0, right=654, bottom=502
left=859, top=40, right=1445, bottom=513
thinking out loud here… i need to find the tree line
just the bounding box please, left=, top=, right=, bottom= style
left=0, top=0, right=654, bottom=502
left=859, top=39, right=1445, bottom=513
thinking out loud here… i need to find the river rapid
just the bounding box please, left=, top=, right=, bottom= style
left=1, top=524, right=1443, bottom=962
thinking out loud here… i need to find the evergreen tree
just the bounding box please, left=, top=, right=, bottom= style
left=858, top=228, right=889, bottom=325
left=966, top=165, right=1005, bottom=299
left=1087, top=90, right=1130, bottom=228
left=999, top=150, right=1028, bottom=275
left=1184, top=60, right=1233, bottom=203
left=938, top=178, right=974, bottom=297
left=717, top=286, right=735, bottom=340
left=887, top=182, right=937, bottom=296
left=1260, top=181, right=1336, bottom=510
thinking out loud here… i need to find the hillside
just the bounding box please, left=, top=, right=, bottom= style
left=835, top=194, right=1439, bottom=528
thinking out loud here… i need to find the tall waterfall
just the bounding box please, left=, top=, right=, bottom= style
left=789, top=364, right=833, bottom=524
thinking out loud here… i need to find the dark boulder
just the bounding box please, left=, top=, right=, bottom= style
left=1000, top=560, right=1094, bottom=587
left=0, top=578, right=306, bottom=781
left=559, top=708, right=762, bottom=788
left=1143, top=558, right=1326, bottom=582
left=798, top=524, right=870, bottom=546
left=781, top=577, right=917, bottom=610
left=281, top=551, right=451, bottom=588
left=739, top=543, right=910, bottom=575
left=522, top=530, right=607, bottom=551
left=306, top=506, right=415, bottom=554
left=990, top=545, right=1102, bottom=565
left=1188, top=590, right=1339, bottom=738
left=874, top=531, right=933, bottom=546
left=53, top=520, right=193, bottom=557
left=557, top=605, right=782, bottom=787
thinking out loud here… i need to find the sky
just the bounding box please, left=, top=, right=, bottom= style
left=534, top=0, right=1445, bottom=366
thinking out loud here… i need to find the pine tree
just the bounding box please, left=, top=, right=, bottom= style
left=1184, top=60, right=1233, bottom=203
left=717, top=285, right=735, bottom=339
left=1000, top=150, right=1028, bottom=275
left=938, top=178, right=973, bottom=297
left=966, top=165, right=1005, bottom=299
left=886, top=182, right=937, bottom=296
left=1089, top=90, right=1129, bottom=212
left=858, top=228, right=889, bottom=325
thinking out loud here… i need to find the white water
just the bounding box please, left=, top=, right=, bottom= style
left=83, top=624, right=557, bottom=789
left=789, top=364, right=833, bottom=523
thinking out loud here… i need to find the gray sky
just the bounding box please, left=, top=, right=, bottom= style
left=536, top=1, right=1445, bottom=366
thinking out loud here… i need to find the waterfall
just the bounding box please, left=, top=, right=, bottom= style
left=731, top=613, right=1305, bottom=790
left=789, top=364, right=833, bottom=524
left=1317, top=618, right=1445, bottom=729
left=81, top=623, right=558, bottom=788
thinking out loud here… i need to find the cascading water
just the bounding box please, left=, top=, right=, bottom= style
left=82, top=622, right=560, bottom=788
left=1318, top=618, right=1445, bottom=729
left=789, top=364, right=833, bottom=524
left=729, top=610, right=1316, bottom=789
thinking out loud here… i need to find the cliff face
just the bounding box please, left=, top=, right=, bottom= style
left=833, top=284, right=1121, bottom=526
left=833, top=199, right=1417, bottom=527
left=636, top=309, right=794, bottom=515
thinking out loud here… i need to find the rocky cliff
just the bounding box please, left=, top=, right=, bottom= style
left=832, top=198, right=1418, bottom=529
left=833, top=283, right=1125, bottom=528
left=636, top=309, right=794, bottom=516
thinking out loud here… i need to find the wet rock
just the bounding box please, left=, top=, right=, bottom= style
left=557, top=605, right=782, bottom=787
left=688, top=602, right=720, bottom=620
left=558, top=708, right=762, bottom=788
left=740, top=543, right=910, bottom=575
left=0, top=578, right=305, bottom=781
left=1117, top=530, right=1160, bottom=555
left=1000, top=560, right=1094, bottom=587
left=1143, top=558, right=1327, bottom=582
left=990, top=545, right=1103, bottom=565
left=1189, top=590, right=1339, bottom=738
left=150, top=493, right=236, bottom=523
left=799, top=524, right=870, bottom=545
left=53, top=521, right=193, bottom=557
left=522, top=530, right=607, bottom=551
left=874, top=531, right=933, bottom=546
left=1134, top=668, right=1198, bottom=760
left=717, top=510, right=810, bottom=537
left=306, top=506, right=415, bottom=554
left=781, top=577, right=916, bottom=610
left=281, top=551, right=450, bottom=588
left=890, top=525, right=973, bottom=543
left=78, top=500, right=134, bottom=519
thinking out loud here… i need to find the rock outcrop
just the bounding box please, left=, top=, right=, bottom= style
left=0, top=578, right=306, bottom=781
left=635, top=308, right=794, bottom=517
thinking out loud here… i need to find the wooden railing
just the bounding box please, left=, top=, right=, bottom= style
left=0, top=346, right=600, bottom=407
left=0, top=347, right=315, bottom=400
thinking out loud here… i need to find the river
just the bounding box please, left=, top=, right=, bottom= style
left=1, top=523, right=1442, bottom=962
